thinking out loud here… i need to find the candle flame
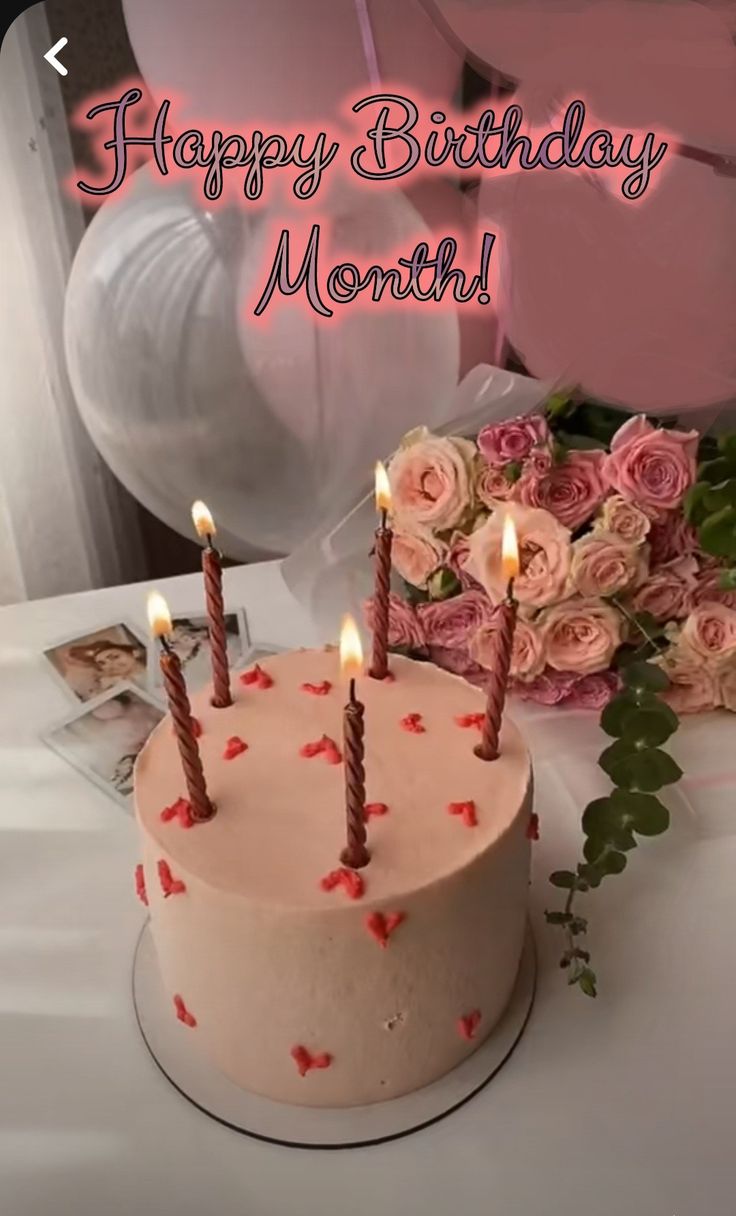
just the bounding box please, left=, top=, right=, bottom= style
left=339, top=614, right=363, bottom=679
left=191, top=500, right=216, bottom=538
left=147, top=590, right=173, bottom=638
left=501, top=515, right=520, bottom=581
left=374, top=462, right=392, bottom=513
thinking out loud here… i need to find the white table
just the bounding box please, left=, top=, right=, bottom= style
left=1, top=561, right=734, bottom=1216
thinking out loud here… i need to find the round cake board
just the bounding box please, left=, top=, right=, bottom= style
left=132, top=922, right=536, bottom=1150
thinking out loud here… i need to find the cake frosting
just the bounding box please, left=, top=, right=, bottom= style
left=134, top=649, right=532, bottom=1108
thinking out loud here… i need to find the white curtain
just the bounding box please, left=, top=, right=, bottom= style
left=0, top=8, right=145, bottom=606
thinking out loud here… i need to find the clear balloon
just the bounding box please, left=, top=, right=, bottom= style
left=122, top=0, right=461, bottom=130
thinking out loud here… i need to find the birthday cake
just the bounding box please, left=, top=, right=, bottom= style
left=134, top=647, right=532, bottom=1108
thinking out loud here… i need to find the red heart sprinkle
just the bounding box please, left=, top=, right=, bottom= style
left=240, top=664, right=273, bottom=689
left=364, top=802, right=389, bottom=820
left=158, top=859, right=186, bottom=897
left=173, top=994, right=197, bottom=1028
left=448, top=800, right=478, bottom=828
left=454, top=713, right=485, bottom=730
left=301, top=681, right=332, bottom=696
left=526, top=813, right=540, bottom=841
left=134, top=864, right=148, bottom=906
left=160, top=797, right=194, bottom=828
left=299, top=739, right=324, bottom=758
left=458, top=1009, right=482, bottom=1041
left=223, top=736, right=248, bottom=760
left=365, top=910, right=405, bottom=948
left=400, top=713, right=426, bottom=733
left=291, top=1045, right=332, bottom=1076
left=319, top=867, right=365, bottom=900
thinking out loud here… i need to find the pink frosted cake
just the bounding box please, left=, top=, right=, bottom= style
left=134, top=649, right=533, bottom=1108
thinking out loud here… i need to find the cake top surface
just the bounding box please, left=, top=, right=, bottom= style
left=134, top=650, right=531, bottom=908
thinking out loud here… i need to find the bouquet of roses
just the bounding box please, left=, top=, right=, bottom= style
left=368, top=399, right=736, bottom=716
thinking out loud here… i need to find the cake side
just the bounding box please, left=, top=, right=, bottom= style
left=134, top=650, right=533, bottom=1106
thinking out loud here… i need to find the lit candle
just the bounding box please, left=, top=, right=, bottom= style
left=369, top=461, right=394, bottom=680
left=191, top=500, right=232, bottom=709
left=475, top=516, right=520, bottom=762
left=147, top=591, right=216, bottom=822
left=340, top=615, right=370, bottom=869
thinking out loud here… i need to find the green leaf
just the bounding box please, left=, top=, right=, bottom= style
left=599, top=850, right=628, bottom=876
left=684, top=481, right=711, bottom=525
left=578, top=968, right=598, bottom=998
left=609, top=789, right=670, bottom=836
left=549, top=870, right=577, bottom=889
left=622, top=661, right=670, bottom=694
left=504, top=461, right=522, bottom=484
left=599, top=738, right=640, bottom=779
left=545, top=391, right=575, bottom=419
left=545, top=910, right=572, bottom=925
left=720, top=568, right=736, bottom=591
left=610, top=748, right=683, bottom=792
left=427, top=567, right=460, bottom=601
left=699, top=456, right=735, bottom=485
left=718, top=434, right=736, bottom=466
left=569, top=917, right=588, bottom=936
left=703, top=479, right=736, bottom=513
left=620, top=707, right=677, bottom=748
left=584, top=832, right=635, bottom=863
left=600, top=691, right=641, bottom=737
left=700, top=505, right=736, bottom=560
left=576, top=863, right=602, bottom=889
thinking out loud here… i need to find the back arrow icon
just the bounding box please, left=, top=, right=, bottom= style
left=44, top=37, right=68, bottom=76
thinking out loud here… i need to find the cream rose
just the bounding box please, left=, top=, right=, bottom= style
left=570, top=532, right=648, bottom=598
left=475, top=464, right=515, bottom=507
left=677, top=602, right=736, bottom=669
left=388, top=431, right=475, bottom=531
left=719, top=663, right=736, bottom=712
left=656, top=650, right=722, bottom=714
left=390, top=526, right=446, bottom=589
left=468, top=501, right=572, bottom=609
left=469, top=616, right=546, bottom=682
left=538, top=598, right=624, bottom=675
left=595, top=494, right=651, bottom=545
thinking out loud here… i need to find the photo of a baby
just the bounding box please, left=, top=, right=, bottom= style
left=44, top=686, right=165, bottom=808
left=44, top=624, right=148, bottom=703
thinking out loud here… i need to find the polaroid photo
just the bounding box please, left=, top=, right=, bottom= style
left=43, top=683, right=166, bottom=811
left=43, top=621, right=149, bottom=704
left=147, top=608, right=250, bottom=695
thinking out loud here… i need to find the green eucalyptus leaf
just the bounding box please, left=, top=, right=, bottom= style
left=622, top=661, right=670, bottom=694
left=609, top=789, right=670, bottom=835
left=545, top=910, right=572, bottom=925
left=578, top=968, right=598, bottom=998
left=599, top=738, right=640, bottom=778
left=545, top=391, right=575, bottom=419
left=569, top=917, right=588, bottom=935
left=720, top=568, right=736, bottom=591
left=427, top=567, right=460, bottom=601
left=700, top=505, right=736, bottom=560
left=718, top=434, right=736, bottom=466
left=610, top=747, right=683, bottom=792
left=576, top=863, right=602, bottom=889
left=703, top=479, right=736, bottom=512
left=598, top=850, right=627, bottom=876
left=549, top=870, right=577, bottom=889
left=684, top=481, right=711, bottom=525
left=620, top=707, right=677, bottom=748
left=600, top=692, right=641, bottom=737
left=504, top=461, right=523, bottom=484
left=699, top=456, right=734, bottom=485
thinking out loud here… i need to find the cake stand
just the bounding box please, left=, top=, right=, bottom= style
left=132, top=921, right=536, bottom=1150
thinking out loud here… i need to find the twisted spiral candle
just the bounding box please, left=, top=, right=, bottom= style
left=341, top=683, right=369, bottom=869
left=202, top=544, right=232, bottom=708
left=160, top=647, right=216, bottom=821
left=370, top=517, right=393, bottom=680
left=475, top=595, right=518, bottom=763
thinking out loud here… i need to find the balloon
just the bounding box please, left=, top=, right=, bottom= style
left=478, top=157, right=736, bottom=412
left=122, top=0, right=461, bottom=130
left=63, top=171, right=331, bottom=557
left=235, top=187, right=463, bottom=518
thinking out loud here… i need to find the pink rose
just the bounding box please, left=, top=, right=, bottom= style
left=539, top=598, right=625, bottom=675
left=514, top=668, right=578, bottom=706
left=517, top=450, right=607, bottom=530
left=418, top=590, right=497, bottom=651
left=570, top=532, right=648, bottom=598
left=719, top=664, right=736, bottom=712
left=595, top=494, right=651, bottom=545
left=630, top=556, right=698, bottom=622
left=677, top=602, right=736, bottom=669
left=478, top=414, right=550, bottom=467
left=657, top=651, right=721, bottom=714
left=363, top=593, right=426, bottom=650
left=566, top=670, right=620, bottom=710
left=469, top=616, right=546, bottom=682
left=427, top=645, right=488, bottom=689
left=647, top=511, right=698, bottom=565
left=468, top=501, right=572, bottom=609
left=692, top=564, right=736, bottom=611
left=389, top=432, right=475, bottom=531
left=602, top=415, right=698, bottom=514
left=476, top=464, right=515, bottom=506
left=445, top=531, right=484, bottom=591
left=390, top=526, right=446, bottom=589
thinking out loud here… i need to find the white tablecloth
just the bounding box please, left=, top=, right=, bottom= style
left=1, top=561, right=734, bottom=1216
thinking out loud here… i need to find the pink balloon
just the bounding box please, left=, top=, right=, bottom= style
left=123, top=0, right=461, bottom=129
left=479, top=158, right=736, bottom=411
